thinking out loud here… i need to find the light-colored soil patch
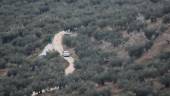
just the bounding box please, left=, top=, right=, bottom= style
left=39, top=44, right=54, bottom=56
left=0, top=69, right=8, bottom=76
left=64, top=57, right=75, bottom=75
left=39, top=31, right=75, bottom=75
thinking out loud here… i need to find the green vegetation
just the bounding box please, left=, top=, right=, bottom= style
left=0, top=0, right=170, bottom=96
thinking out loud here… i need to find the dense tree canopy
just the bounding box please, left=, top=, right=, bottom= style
left=0, top=0, right=170, bottom=96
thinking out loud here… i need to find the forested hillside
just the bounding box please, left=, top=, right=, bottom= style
left=0, top=0, right=170, bottom=96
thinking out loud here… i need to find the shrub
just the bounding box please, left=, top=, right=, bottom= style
left=163, top=14, right=170, bottom=24
left=39, top=5, right=49, bottom=14
left=134, top=87, right=154, bottom=96
left=128, top=45, right=145, bottom=58
left=150, top=0, right=159, bottom=3
left=144, top=27, right=157, bottom=40
left=160, top=73, right=170, bottom=88
left=127, top=20, right=145, bottom=32
left=163, top=5, right=170, bottom=14
left=63, top=36, right=77, bottom=48
left=159, top=91, right=170, bottom=96
left=0, top=59, right=6, bottom=69
left=159, top=52, right=170, bottom=61
left=7, top=68, right=17, bottom=77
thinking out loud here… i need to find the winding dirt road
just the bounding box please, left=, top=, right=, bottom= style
left=39, top=31, right=75, bottom=75
left=32, top=31, right=75, bottom=96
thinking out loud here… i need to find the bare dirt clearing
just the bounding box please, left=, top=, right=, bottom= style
left=39, top=31, right=75, bottom=75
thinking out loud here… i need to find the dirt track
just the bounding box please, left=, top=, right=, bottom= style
left=136, top=27, right=170, bottom=64
left=39, top=31, right=75, bottom=75
left=33, top=31, right=75, bottom=96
